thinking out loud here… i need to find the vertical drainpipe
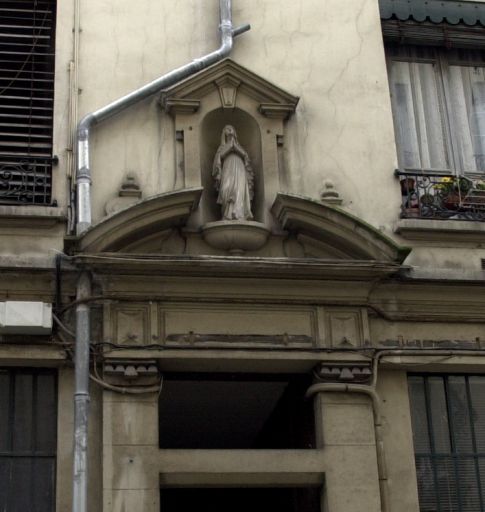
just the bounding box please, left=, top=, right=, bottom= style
left=72, top=271, right=91, bottom=512
left=72, top=2, right=250, bottom=512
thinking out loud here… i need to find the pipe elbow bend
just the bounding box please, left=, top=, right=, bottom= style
left=219, top=38, right=233, bottom=59
left=77, top=113, right=96, bottom=140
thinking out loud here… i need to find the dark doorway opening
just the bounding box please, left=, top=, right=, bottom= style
left=160, top=487, right=321, bottom=512
left=158, top=373, right=314, bottom=449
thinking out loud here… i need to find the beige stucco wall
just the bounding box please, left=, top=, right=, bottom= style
left=77, top=0, right=401, bottom=234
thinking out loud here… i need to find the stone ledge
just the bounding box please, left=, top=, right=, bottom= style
left=0, top=344, right=66, bottom=362
left=395, top=218, right=485, bottom=243
left=0, top=205, right=67, bottom=229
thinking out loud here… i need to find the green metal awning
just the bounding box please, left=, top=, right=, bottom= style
left=379, top=0, right=485, bottom=26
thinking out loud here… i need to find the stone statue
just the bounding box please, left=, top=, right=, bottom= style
left=212, top=125, right=254, bottom=221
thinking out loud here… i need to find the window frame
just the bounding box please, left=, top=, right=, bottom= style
left=0, top=367, right=58, bottom=512
left=0, top=0, right=57, bottom=206
left=408, top=373, right=485, bottom=512
left=387, top=43, right=485, bottom=177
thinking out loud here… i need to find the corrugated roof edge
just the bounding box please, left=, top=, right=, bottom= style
left=379, top=0, right=485, bottom=26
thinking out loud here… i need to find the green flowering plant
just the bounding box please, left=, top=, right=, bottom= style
left=433, top=176, right=454, bottom=195
left=434, top=176, right=471, bottom=195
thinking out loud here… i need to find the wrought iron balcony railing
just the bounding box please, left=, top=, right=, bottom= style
left=0, top=155, right=57, bottom=206
left=396, top=170, right=485, bottom=221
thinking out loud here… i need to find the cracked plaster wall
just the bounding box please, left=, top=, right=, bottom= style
left=76, top=0, right=399, bottom=226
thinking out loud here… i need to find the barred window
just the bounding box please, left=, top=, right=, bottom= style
left=409, top=375, right=485, bottom=511
left=0, top=0, right=56, bottom=205
left=0, top=368, right=57, bottom=512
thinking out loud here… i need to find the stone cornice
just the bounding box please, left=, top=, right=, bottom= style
left=71, top=253, right=402, bottom=281
left=65, top=255, right=485, bottom=322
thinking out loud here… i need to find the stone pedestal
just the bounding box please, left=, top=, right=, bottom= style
left=202, top=220, right=270, bottom=254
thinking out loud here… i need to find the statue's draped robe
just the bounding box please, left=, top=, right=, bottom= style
left=213, top=145, right=253, bottom=220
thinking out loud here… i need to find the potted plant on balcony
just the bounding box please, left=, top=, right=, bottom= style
left=399, top=177, right=420, bottom=217
left=434, top=176, right=470, bottom=211
left=400, top=177, right=415, bottom=196
left=476, top=180, right=485, bottom=191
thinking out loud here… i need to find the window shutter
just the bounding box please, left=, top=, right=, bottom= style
left=0, top=368, right=57, bottom=512
left=0, top=0, right=56, bottom=205
left=409, top=375, right=485, bottom=511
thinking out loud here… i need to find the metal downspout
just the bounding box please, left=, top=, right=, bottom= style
left=73, top=3, right=249, bottom=512
left=72, top=271, right=91, bottom=512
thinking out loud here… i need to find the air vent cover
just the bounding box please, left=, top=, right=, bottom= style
left=0, top=301, right=52, bottom=334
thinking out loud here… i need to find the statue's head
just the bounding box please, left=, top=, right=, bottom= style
left=221, top=125, right=237, bottom=144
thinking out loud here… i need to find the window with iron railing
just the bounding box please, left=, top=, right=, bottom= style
left=388, top=45, right=485, bottom=220
left=408, top=374, right=485, bottom=511
left=0, top=0, right=57, bottom=206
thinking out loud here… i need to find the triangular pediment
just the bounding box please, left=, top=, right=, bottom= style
left=161, top=58, right=299, bottom=119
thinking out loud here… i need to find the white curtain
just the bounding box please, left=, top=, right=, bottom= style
left=389, top=59, right=449, bottom=171
left=448, top=65, right=485, bottom=173
left=388, top=46, right=485, bottom=174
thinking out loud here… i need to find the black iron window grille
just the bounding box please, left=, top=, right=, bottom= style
left=409, top=374, right=485, bottom=512
left=0, top=368, right=57, bottom=511
left=397, top=170, right=485, bottom=221
left=0, top=0, right=57, bottom=205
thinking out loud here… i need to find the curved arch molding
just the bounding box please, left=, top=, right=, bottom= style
left=77, top=188, right=202, bottom=253
left=272, top=193, right=411, bottom=263
left=75, top=188, right=410, bottom=264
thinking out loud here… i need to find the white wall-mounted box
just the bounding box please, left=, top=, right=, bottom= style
left=0, top=301, right=52, bottom=335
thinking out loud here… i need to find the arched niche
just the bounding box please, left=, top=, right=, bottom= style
left=161, top=59, right=299, bottom=230
left=200, top=108, right=263, bottom=223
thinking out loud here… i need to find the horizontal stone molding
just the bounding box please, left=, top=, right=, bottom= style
left=395, top=218, right=485, bottom=243
left=0, top=205, right=66, bottom=229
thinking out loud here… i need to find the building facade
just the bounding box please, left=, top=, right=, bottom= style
left=1, top=0, right=485, bottom=511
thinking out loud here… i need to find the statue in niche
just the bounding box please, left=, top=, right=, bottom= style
left=212, top=125, right=254, bottom=221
